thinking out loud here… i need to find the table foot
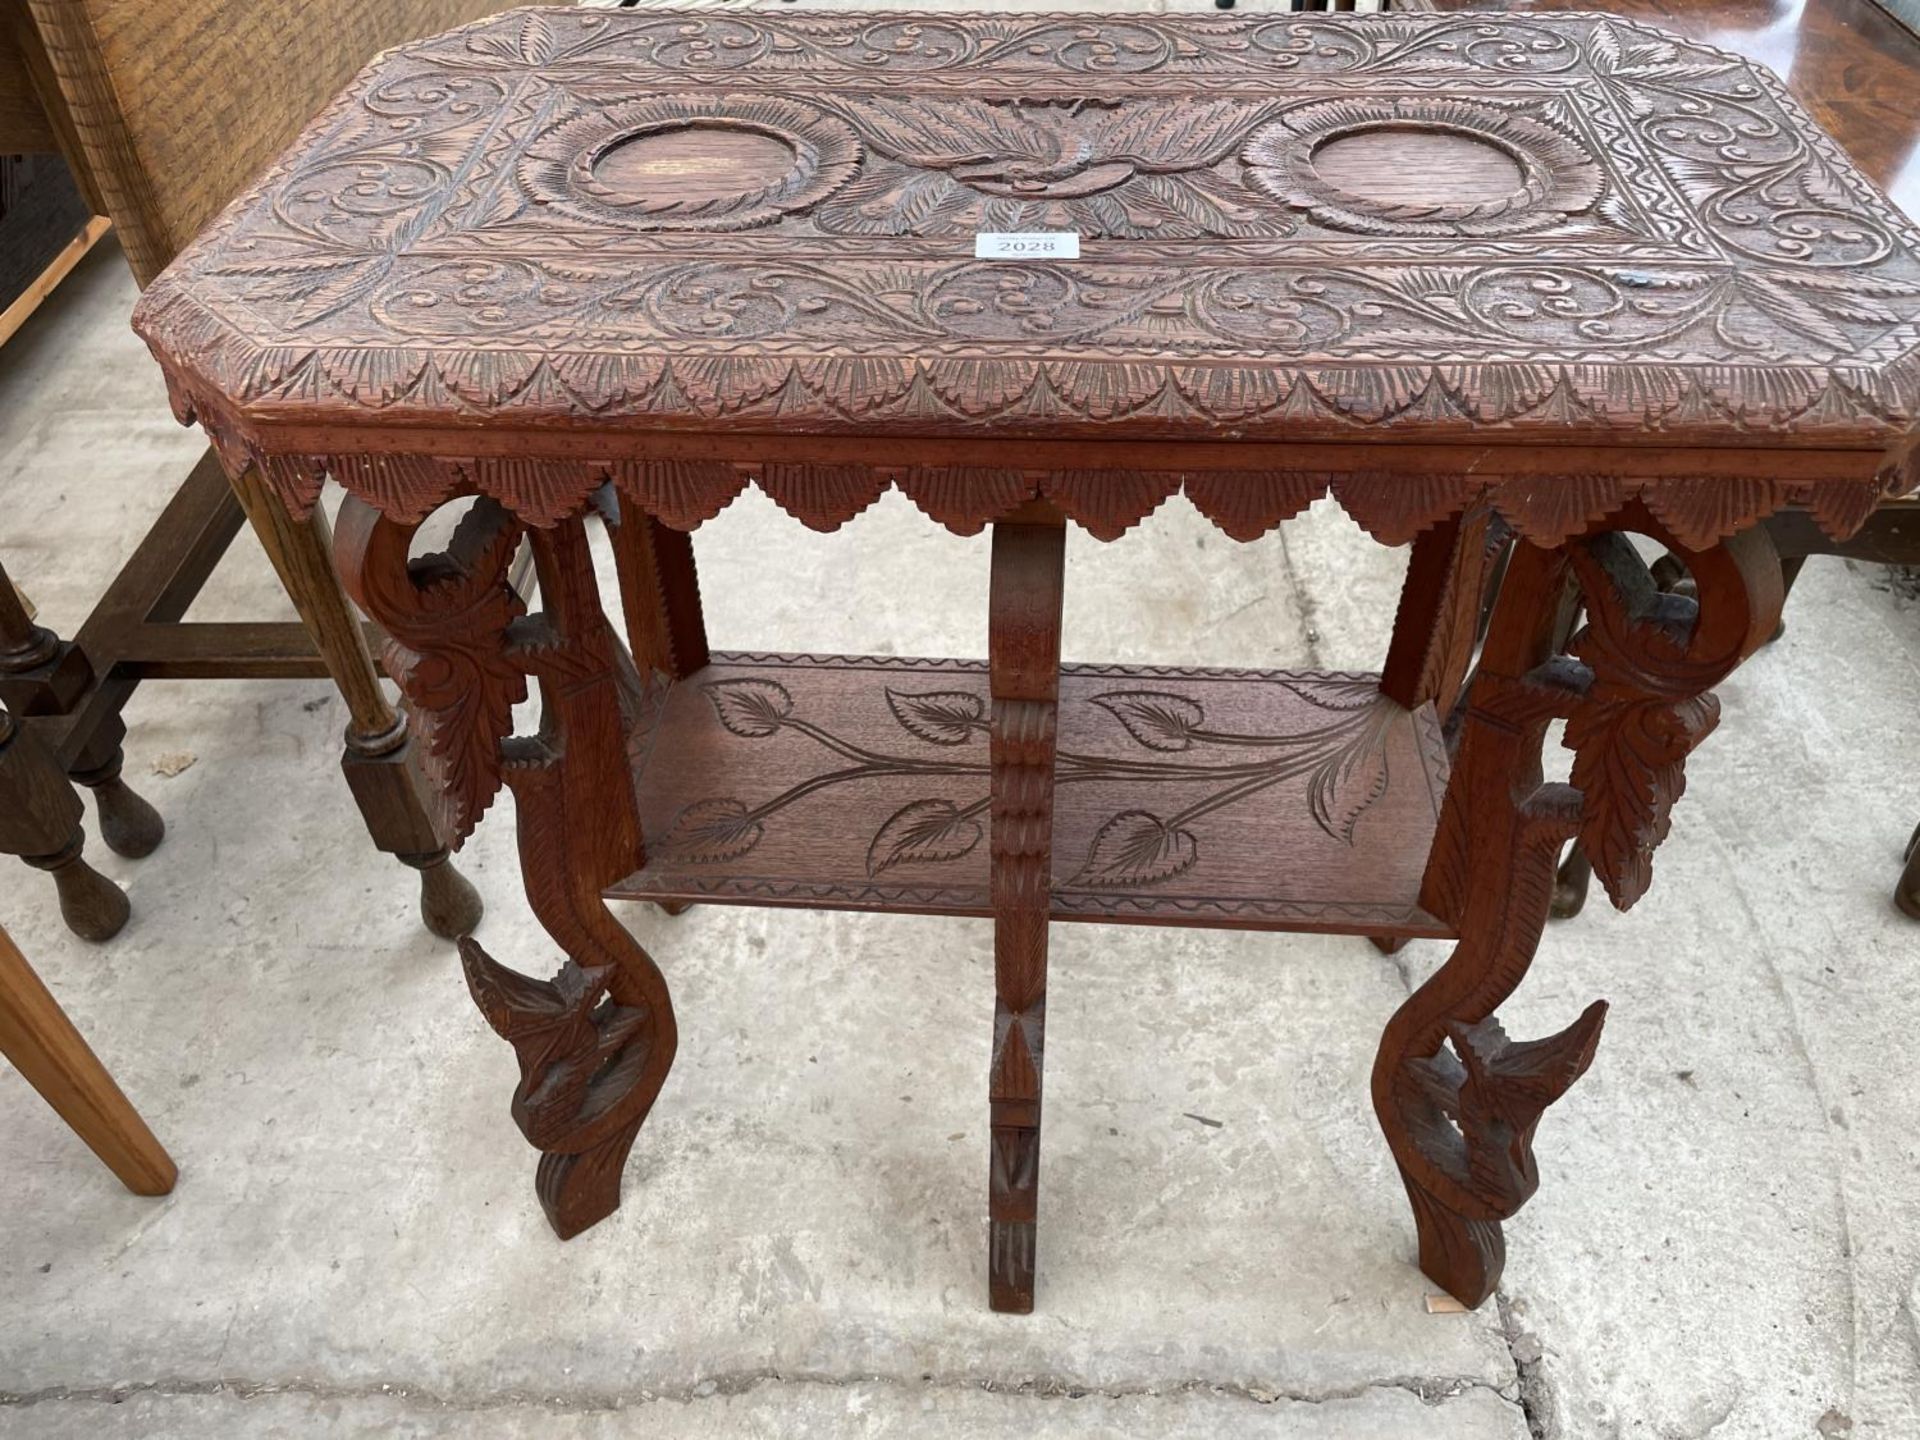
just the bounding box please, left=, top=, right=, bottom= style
left=462, top=936, right=665, bottom=1239
left=70, top=741, right=165, bottom=860
left=989, top=1215, right=1037, bottom=1314
left=28, top=831, right=131, bottom=944
left=1550, top=841, right=1593, bottom=920
left=411, top=850, right=483, bottom=939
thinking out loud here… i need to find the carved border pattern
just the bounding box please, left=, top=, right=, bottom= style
left=168, top=394, right=1909, bottom=551
left=134, top=14, right=1920, bottom=461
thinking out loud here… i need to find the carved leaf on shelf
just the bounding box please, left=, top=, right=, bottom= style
left=1070, top=810, right=1198, bottom=888
left=703, top=678, right=794, bottom=738
left=663, top=797, right=765, bottom=863
left=867, top=799, right=984, bottom=876
left=1278, top=675, right=1386, bottom=712
left=887, top=689, right=985, bottom=746
left=1090, top=690, right=1205, bottom=751
left=1307, top=717, right=1392, bottom=846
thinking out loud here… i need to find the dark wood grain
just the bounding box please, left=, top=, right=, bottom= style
left=606, top=654, right=1452, bottom=937
left=131, top=6, right=1920, bottom=1313
left=134, top=8, right=1919, bottom=539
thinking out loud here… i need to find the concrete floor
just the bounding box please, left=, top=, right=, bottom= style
left=4, top=76, right=1920, bottom=1440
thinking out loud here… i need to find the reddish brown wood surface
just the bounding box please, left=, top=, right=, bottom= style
left=129, top=5, right=1920, bottom=1313
left=134, top=8, right=1919, bottom=540
left=606, top=653, right=1452, bottom=937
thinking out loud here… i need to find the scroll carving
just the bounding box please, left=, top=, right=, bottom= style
left=1376, top=505, right=1781, bottom=1306
left=335, top=496, right=679, bottom=1240
left=134, top=11, right=1920, bottom=479
left=334, top=498, right=527, bottom=846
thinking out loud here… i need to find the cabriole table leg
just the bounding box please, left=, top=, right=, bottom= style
left=1375, top=509, right=1781, bottom=1306
left=334, top=498, right=678, bottom=1240
left=985, top=503, right=1066, bottom=1314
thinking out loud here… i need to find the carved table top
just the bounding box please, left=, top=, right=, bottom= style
left=134, top=7, right=1920, bottom=544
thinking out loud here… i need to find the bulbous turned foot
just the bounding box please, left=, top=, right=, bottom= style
left=1896, top=822, right=1920, bottom=922
left=72, top=752, right=165, bottom=859
left=26, top=835, right=130, bottom=942
left=655, top=900, right=692, bottom=917
left=1550, top=842, right=1593, bottom=920
left=1370, top=935, right=1409, bottom=956
left=411, top=851, right=483, bottom=939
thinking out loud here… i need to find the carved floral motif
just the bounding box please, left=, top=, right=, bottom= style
left=1243, top=96, right=1605, bottom=237
left=658, top=674, right=1400, bottom=889
left=134, top=11, right=1920, bottom=482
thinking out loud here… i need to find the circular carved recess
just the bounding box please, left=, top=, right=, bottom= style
left=1243, top=98, right=1603, bottom=237
left=522, top=96, right=863, bottom=232
left=1311, top=128, right=1525, bottom=209
left=594, top=126, right=801, bottom=202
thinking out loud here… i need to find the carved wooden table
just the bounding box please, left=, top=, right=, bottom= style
left=132, top=8, right=1919, bottom=1314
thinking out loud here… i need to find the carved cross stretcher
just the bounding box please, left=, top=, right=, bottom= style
left=133, top=7, right=1919, bottom=1313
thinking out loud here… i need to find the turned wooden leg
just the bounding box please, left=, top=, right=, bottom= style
left=227, top=465, right=480, bottom=939
left=985, top=504, right=1066, bottom=1313
left=336, top=499, right=677, bottom=1239
left=1377, top=510, right=1781, bottom=1306
left=0, top=921, right=176, bottom=1193
left=0, top=709, right=128, bottom=942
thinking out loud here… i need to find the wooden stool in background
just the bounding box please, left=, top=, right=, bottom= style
left=0, top=0, right=509, bottom=940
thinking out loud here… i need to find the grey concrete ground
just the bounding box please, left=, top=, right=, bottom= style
left=3, top=20, right=1919, bottom=1437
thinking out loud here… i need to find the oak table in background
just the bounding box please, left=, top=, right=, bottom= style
left=132, top=9, right=1919, bottom=1314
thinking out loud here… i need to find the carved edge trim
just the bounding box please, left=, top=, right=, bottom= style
left=135, top=279, right=1920, bottom=448
left=183, top=410, right=1909, bottom=549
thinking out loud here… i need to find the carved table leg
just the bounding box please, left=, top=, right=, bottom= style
left=1375, top=509, right=1781, bottom=1306
left=1368, top=506, right=1496, bottom=956
left=606, top=492, right=709, bottom=921
left=335, top=499, right=678, bottom=1240
left=986, top=504, right=1066, bottom=1313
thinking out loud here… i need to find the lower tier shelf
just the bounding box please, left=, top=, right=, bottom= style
left=606, top=653, right=1455, bottom=938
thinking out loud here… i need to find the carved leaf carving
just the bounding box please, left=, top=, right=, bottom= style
left=867, top=799, right=984, bottom=875
left=1564, top=691, right=1719, bottom=910
left=1090, top=691, right=1205, bottom=751
left=887, top=689, right=985, bottom=746
left=663, top=797, right=765, bottom=863
left=704, top=678, right=793, bottom=738
left=1070, top=810, right=1199, bottom=888
left=1184, top=473, right=1328, bottom=541
left=1308, top=719, right=1392, bottom=845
